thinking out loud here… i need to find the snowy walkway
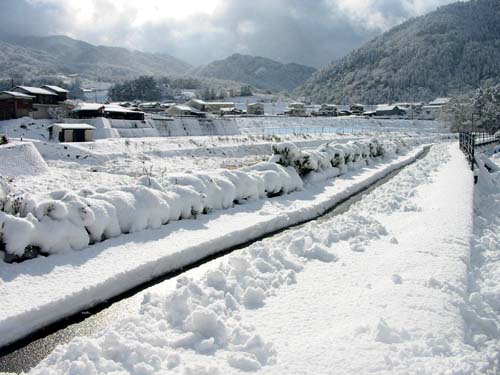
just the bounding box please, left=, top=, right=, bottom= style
left=22, top=143, right=500, bottom=375
left=0, top=146, right=426, bottom=348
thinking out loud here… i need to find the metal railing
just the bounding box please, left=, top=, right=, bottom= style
left=459, top=132, right=499, bottom=171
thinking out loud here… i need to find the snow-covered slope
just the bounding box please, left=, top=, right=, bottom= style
left=0, top=142, right=49, bottom=178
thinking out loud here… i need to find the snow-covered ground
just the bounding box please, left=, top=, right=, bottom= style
left=20, top=142, right=500, bottom=374
left=0, top=138, right=430, bottom=349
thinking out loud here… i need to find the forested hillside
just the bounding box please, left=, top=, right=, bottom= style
left=297, top=0, right=500, bottom=104
left=0, top=34, right=191, bottom=81
left=194, top=53, right=316, bottom=92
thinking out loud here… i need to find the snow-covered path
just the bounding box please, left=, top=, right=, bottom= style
left=243, top=142, right=482, bottom=374
left=21, top=142, right=500, bottom=374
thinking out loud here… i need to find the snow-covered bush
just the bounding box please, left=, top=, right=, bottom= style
left=271, top=139, right=385, bottom=177
left=0, top=161, right=302, bottom=261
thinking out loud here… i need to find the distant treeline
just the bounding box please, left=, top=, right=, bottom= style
left=109, top=76, right=253, bottom=102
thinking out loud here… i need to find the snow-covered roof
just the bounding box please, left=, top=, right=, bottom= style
left=49, top=123, right=96, bottom=130
left=189, top=99, right=207, bottom=105
left=104, top=105, right=144, bottom=114
left=13, top=86, right=57, bottom=96
left=140, top=102, right=161, bottom=107
left=73, top=103, right=105, bottom=112
left=172, top=105, right=202, bottom=112
left=0, top=91, right=35, bottom=99
left=206, top=102, right=235, bottom=106
left=41, top=85, right=69, bottom=94
left=376, top=104, right=400, bottom=111
left=429, top=97, right=451, bottom=106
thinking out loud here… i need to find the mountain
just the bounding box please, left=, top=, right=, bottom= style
left=297, top=0, right=500, bottom=104
left=193, top=53, right=316, bottom=92
left=0, top=34, right=192, bottom=81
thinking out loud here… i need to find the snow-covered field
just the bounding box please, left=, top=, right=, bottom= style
left=17, top=142, right=500, bottom=374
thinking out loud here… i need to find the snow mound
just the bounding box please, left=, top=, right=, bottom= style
left=0, top=142, right=49, bottom=178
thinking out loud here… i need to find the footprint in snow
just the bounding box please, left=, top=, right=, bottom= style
left=391, top=274, right=403, bottom=284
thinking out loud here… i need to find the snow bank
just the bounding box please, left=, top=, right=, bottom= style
left=0, top=161, right=301, bottom=260
left=0, top=142, right=49, bottom=178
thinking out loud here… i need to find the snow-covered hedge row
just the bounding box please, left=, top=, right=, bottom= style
left=0, top=137, right=427, bottom=262
left=270, top=138, right=418, bottom=179
left=0, top=163, right=302, bottom=261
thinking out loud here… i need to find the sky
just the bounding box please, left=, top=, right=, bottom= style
left=0, top=0, right=455, bottom=68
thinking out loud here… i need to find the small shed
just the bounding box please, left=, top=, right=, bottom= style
left=247, top=102, right=264, bottom=115
left=0, top=91, right=34, bottom=120
left=72, top=103, right=105, bottom=118
left=48, top=123, right=95, bottom=142
left=41, top=85, right=69, bottom=102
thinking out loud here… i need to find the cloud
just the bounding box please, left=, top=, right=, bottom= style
left=0, top=0, right=456, bottom=68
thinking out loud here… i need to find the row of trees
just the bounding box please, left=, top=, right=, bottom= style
left=109, top=76, right=254, bottom=102
left=443, top=83, right=500, bottom=132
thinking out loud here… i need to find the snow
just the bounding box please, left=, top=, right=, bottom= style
left=0, top=141, right=49, bottom=178
left=0, top=137, right=435, bottom=259
left=23, top=142, right=500, bottom=375
left=0, top=140, right=429, bottom=348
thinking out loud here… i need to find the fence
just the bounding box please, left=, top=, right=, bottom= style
left=459, top=131, right=499, bottom=171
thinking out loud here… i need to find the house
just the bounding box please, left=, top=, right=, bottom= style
left=139, top=102, right=164, bottom=113
left=206, top=102, right=234, bottom=113
left=72, top=103, right=106, bottom=118
left=186, top=99, right=208, bottom=111
left=393, top=102, right=424, bottom=118
left=247, top=102, right=264, bottom=115
left=220, top=107, right=245, bottom=116
left=104, top=105, right=145, bottom=121
left=166, top=105, right=206, bottom=117
left=41, top=85, right=69, bottom=102
left=48, top=123, right=95, bottom=142
left=285, top=102, right=307, bottom=117
left=186, top=99, right=235, bottom=113
left=0, top=91, right=34, bottom=120
left=11, top=86, right=60, bottom=119
left=429, top=97, right=451, bottom=107
left=374, top=104, right=407, bottom=117
left=311, top=104, right=337, bottom=117
left=419, top=97, right=451, bottom=120
left=350, top=104, right=364, bottom=115
left=11, top=86, right=58, bottom=105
